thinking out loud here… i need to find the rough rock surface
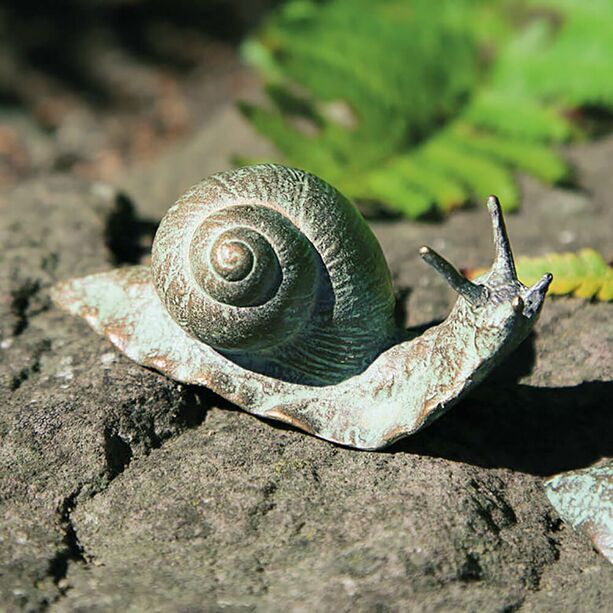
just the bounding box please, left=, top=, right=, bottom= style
left=1, top=115, right=612, bottom=611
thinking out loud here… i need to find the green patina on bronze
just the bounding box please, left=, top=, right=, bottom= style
left=545, top=461, right=613, bottom=564
left=51, top=164, right=552, bottom=449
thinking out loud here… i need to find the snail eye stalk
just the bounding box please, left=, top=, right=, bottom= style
left=487, top=195, right=517, bottom=282
left=419, top=246, right=487, bottom=306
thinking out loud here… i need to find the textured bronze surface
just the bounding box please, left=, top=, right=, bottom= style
left=52, top=164, right=552, bottom=449
left=546, top=461, right=613, bottom=564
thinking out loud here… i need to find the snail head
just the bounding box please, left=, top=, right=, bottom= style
left=419, top=195, right=552, bottom=344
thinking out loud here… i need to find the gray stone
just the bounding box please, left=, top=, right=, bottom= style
left=1, top=128, right=612, bottom=610
left=0, top=177, right=207, bottom=611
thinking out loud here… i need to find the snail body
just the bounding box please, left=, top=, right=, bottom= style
left=545, top=461, right=613, bottom=564
left=52, top=164, right=552, bottom=449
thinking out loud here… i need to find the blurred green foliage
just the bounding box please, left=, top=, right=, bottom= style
left=240, top=0, right=613, bottom=217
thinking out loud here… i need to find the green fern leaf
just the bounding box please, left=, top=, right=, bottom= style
left=366, top=155, right=468, bottom=214
left=363, top=169, right=434, bottom=218
left=418, top=133, right=520, bottom=210
left=448, top=123, right=569, bottom=183
left=516, top=250, right=613, bottom=301
left=239, top=102, right=341, bottom=179
left=464, top=92, right=574, bottom=143
left=241, top=0, right=613, bottom=218
left=468, top=249, right=613, bottom=301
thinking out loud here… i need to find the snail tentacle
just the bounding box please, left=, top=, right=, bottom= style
left=487, top=195, right=517, bottom=281
left=419, top=246, right=487, bottom=306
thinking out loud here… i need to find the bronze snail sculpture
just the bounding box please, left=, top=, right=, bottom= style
left=53, top=164, right=552, bottom=449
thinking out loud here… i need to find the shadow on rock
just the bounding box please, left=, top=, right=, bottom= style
left=391, top=380, right=612, bottom=476
left=105, top=192, right=158, bottom=265
left=388, top=331, right=612, bottom=475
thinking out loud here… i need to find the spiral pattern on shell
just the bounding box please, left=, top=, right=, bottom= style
left=151, top=164, right=397, bottom=384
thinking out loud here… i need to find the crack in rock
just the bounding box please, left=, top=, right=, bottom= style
left=38, top=388, right=210, bottom=609
left=103, top=427, right=134, bottom=480
left=44, top=489, right=88, bottom=608
left=9, top=338, right=52, bottom=391
left=10, top=278, right=43, bottom=337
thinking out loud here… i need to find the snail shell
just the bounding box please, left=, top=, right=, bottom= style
left=151, top=164, right=397, bottom=385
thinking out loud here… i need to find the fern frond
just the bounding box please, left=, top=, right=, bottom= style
left=239, top=102, right=338, bottom=176
left=241, top=0, right=613, bottom=218
left=419, top=134, right=520, bottom=210
left=362, top=169, right=434, bottom=218
left=465, top=92, right=574, bottom=143
left=448, top=123, right=569, bottom=183
left=468, top=249, right=613, bottom=301
left=366, top=155, right=468, bottom=214
left=521, top=1, right=613, bottom=106
left=516, top=249, right=613, bottom=301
